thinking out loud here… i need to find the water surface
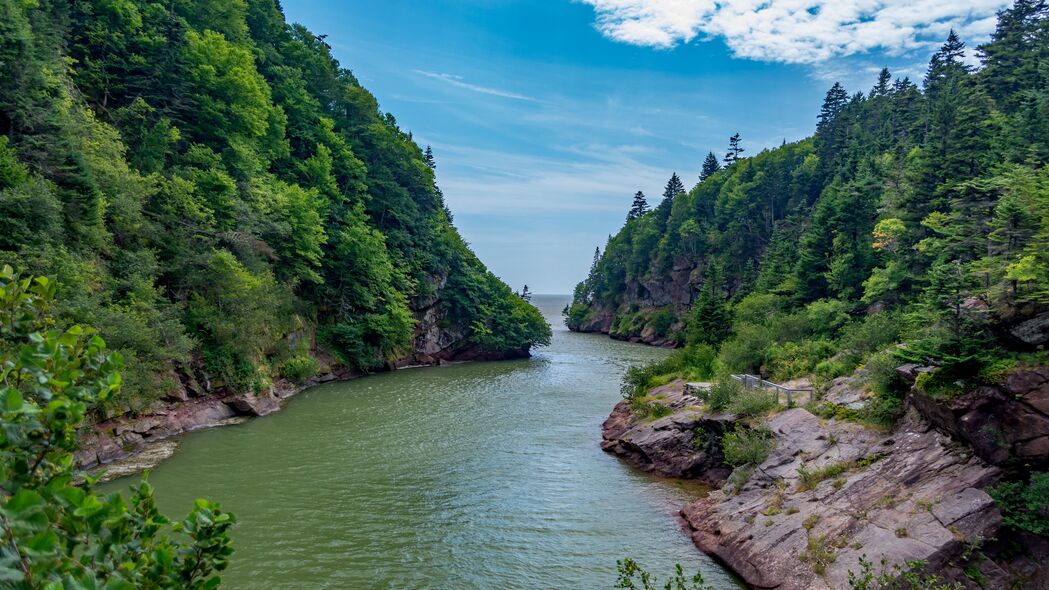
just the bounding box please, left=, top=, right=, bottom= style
left=106, top=295, right=738, bottom=588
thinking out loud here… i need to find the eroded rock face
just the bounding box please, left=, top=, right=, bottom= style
left=906, top=367, right=1049, bottom=469
left=680, top=409, right=1001, bottom=590
left=601, top=381, right=733, bottom=482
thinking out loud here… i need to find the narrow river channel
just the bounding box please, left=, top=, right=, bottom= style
left=105, top=295, right=739, bottom=589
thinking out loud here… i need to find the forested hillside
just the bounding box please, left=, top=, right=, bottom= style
left=0, top=0, right=549, bottom=416
left=568, top=1, right=1049, bottom=413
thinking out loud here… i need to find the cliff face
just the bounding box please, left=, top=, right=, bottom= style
left=601, top=371, right=1049, bottom=589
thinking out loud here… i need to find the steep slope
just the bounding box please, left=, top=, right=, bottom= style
left=0, top=0, right=550, bottom=422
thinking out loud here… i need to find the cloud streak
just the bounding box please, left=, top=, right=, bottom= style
left=415, top=70, right=539, bottom=102
left=581, top=0, right=1009, bottom=64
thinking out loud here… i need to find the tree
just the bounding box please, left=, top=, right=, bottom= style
left=663, top=173, right=685, bottom=202
left=817, top=82, right=850, bottom=132
left=871, top=68, right=892, bottom=98
left=700, top=151, right=721, bottom=180
left=423, top=145, right=435, bottom=169
left=627, top=191, right=650, bottom=220
left=724, top=133, right=745, bottom=165
left=0, top=266, right=236, bottom=588
left=519, top=284, right=532, bottom=302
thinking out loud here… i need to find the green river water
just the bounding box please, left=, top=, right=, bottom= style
left=104, top=295, right=739, bottom=589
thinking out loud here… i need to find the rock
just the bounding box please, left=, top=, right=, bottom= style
left=227, top=391, right=282, bottom=417
left=601, top=381, right=733, bottom=482
left=678, top=408, right=1001, bottom=590
left=1008, top=311, right=1049, bottom=346
left=908, top=369, right=1049, bottom=469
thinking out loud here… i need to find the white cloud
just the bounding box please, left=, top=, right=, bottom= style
left=415, top=70, right=539, bottom=102
left=580, top=0, right=1010, bottom=64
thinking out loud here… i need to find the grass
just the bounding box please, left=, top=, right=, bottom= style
left=797, top=461, right=852, bottom=492
left=799, top=534, right=836, bottom=575
left=722, top=425, right=776, bottom=467
left=728, top=388, right=778, bottom=418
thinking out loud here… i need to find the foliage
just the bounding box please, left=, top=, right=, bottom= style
left=0, top=266, right=235, bottom=588
left=727, top=388, right=778, bottom=418
left=989, top=472, right=1049, bottom=536
left=722, top=425, right=775, bottom=467
left=614, top=558, right=712, bottom=590
left=704, top=378, right=742, bottom=412
left=0, top=0, right=548, bottom=415
left=578, top=4, right=1049, bottom=427
left=281, top=355, right=319, bottom=384
left=847, top=556, right=962, bottom=590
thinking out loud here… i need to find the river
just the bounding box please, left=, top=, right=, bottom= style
left=104, top=294, right=739, bottom=589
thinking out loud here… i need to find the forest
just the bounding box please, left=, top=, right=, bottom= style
left=568, top=1, right=1049, bottom=425
left=0, top=0, right=550, bottom=416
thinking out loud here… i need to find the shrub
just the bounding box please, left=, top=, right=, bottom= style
left=649, top=308, right=677, bottom=338
left=705, top=378, right=743, bottom=412
left=800, top=534, right=836, bottom=575
left=861, top=351, right=907, bottom=427
left=728, top=387, right=778, bottom=418
left=0, top=266, right=235, bottom=587
left=767, top=338, right=836, bottom=381
left=282, top=354, right=319, bottom=383
left=990, top=472, right=1049, bottom=536
left=722, top=425, right=775, bottom=467
left=615, top=558, right=712, bottom=590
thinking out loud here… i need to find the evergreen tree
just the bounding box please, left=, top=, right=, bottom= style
left=817, top=82, right=850, bottom=132
left=424, top=145, right=435, bottom=169
left=701, top=151, right=721, bottom=180
left=871, top=68, right=892, bottom=98
left=663, top=172, right=685, bottom=201
left=627, top=191, right=650, bottom=220
left=724, top=133, right=744, bottom=165
left=519, top=284, right=532, bottom=302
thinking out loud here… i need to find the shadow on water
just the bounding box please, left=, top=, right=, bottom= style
left=103, top=294, right=742, bottom=589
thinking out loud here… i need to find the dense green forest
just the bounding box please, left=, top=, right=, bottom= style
left=568, top=1, right=1049, bottom=421
left=0, top=0, right=550, bottom=415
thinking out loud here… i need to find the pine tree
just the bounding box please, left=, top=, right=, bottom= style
left=627, top=191, right=649, bottom=220
left=701, top=151, right=721, bottom=180
left=519, top=284, right=532, bottom=302
left=663, top=173, right=685, bottom=201
left=978, top=0, right=1049, bottom=111
left=871, top=68, right=892, bottom=98
left=817, top=82, right=849, bottom=132
left=724, top=134, right=744, bottom=165
left=423, top=145, right=435, bottom=169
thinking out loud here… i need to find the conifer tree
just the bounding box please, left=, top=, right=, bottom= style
left=724, top=134, right=744, bottom=165
left=519, top=284, right=532, bottom=302
left=701, top=151, right=721, bottom=180
left=424, top=145, right=435, bottom=169
left=627, top=191, right=649, bottom=220
left=871, top=68, right=892, bottom=98
left=663, top=172, right=685, bottom=201
left=817, top=82, right=850, bottom=132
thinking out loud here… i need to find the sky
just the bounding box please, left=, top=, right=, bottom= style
left=280, top=0, right=1010, bottom=294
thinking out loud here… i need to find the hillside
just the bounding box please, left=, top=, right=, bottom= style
left=0, top=0, right=550, bottom=419
left=567, top=3, right=1049, bottom=395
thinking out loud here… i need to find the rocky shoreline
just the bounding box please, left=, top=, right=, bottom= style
left=78, top=349, right=529, bottom=477
left=601, top=371, right=1049, bottom=589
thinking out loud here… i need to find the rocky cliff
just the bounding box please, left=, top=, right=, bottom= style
left=602, top=373, right=1049, bottom=589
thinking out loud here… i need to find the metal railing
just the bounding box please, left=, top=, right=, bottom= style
left=730, top=374, right=812, bottom=407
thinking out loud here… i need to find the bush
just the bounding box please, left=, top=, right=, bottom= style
left=705, top=378, right=742, bottom=412
left=0, top=266, right=235, bottom=587
left=722, top=425, right=775, bottom=466
left=615, top=558, right=712, bottom=590
left=728, top=387, right=778, bottom=418
left=767, top=338, right=836, bottom=381
left=861, top=351, right=907, bottom=427
left=990, top=472, right=1049, bottom=536
left=282, top=354, right=319, bottom=383
left=648, top=308, right=677, bottom=338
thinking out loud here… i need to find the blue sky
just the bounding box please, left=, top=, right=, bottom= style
left=281, top=0, right=1009, bottom=293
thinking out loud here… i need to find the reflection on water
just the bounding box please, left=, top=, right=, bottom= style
left=104, top=295, right=740, bottom=589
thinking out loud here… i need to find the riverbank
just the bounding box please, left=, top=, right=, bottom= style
left=77, top=351, right=526, bottom=475
left=601, top=371, right=1049, bottom=589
